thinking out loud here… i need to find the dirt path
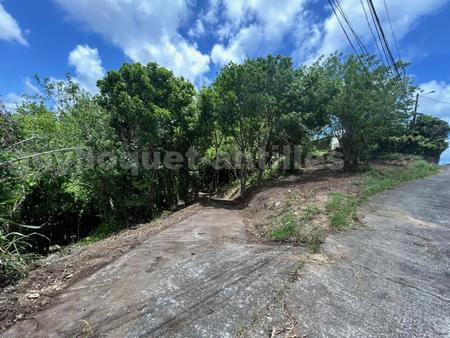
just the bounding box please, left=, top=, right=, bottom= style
left=3, top=204, right=304, bottom=337
left=248, top=168, right=450, bottom=337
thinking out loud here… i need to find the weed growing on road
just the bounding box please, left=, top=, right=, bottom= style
left=298, top=226, right=325, bottom=253
left=235, top=259, right=305, bottom=337
left=326, top=159, right=440, bottom=230
left=326, top=193, right=358, bottom=230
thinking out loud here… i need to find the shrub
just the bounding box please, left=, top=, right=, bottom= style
left=0, top=227, right=41, bottom=282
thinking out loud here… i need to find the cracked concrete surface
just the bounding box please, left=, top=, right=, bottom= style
left=251, top=168, right=450, bottom=337
left=2, top=205, right=304, bottom=337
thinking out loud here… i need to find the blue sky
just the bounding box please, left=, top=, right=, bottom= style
left=1, top=0, right=450, bottom=162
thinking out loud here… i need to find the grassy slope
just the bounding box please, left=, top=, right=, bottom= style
left=326, top=158, right=440, bottom=229
left=269, top=158, right=440, bottom=251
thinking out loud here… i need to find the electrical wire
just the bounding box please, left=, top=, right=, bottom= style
left=327, top=0, right=366, bottom=69
left=333, top=0, right=372, bottom=58
left=367, top=0, right=402, bottom=79
left=420, top=96, right=450, bottom=105
left=383, top=0, right=401, bottom=62
left=327, top=0, right=379, bottom=87
left=366, top=0, right=395, bottom=75
left=360, top=0, right=388, bottom=68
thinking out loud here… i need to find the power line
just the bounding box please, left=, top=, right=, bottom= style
left=420, top=96, right=450, bottom=105
left=360, top=0, right=388, bottom=68
left=383, top=0, right=401, bottom=63
left=327, top=0, right=382, bottom=89
left=366, top=0, right=394, bottom=72
left=333, top=0, right=372, bottom=58
left=327, top=0, right=405, bottom=88
left=329, top=0, right=404, bottom=82
left=366, top=0, right=402, bottom=79
left=327, top=0, right=367, bottom=69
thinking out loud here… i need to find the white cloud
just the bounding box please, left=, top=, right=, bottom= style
left=418, top=81, right=450, bottom=121
left=208, top=0, right=308, bottom=66
left=127, top=36, right=210, bottom=84
left=54, top=0, right=448, bottom=80
left=3, top=92, right=24, bottom=111
left=2, top=77, right=43, bottom=112
left=204, top=0, right=449, bottom=67
left=24, top=77, right=42, bottom=95
left=299, top=0, right=449, bottom=63
left=211, top=25, right=263, bottom=65
left=68, top=44, right=105, bottom=93
left=211, top=43, right=241, bottom=66
left=188, top=19, right=205, bottom=38
left=54, top=0, right=210, bottom=84
left=0, top=3, right=27, bottom=45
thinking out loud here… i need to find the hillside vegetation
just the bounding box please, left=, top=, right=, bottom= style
left=1, top=53, right=449, bottom=283
left=243, top=156, right=439, bottom=252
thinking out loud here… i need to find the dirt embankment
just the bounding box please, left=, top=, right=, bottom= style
left=242, top=169, right=357, bottom=244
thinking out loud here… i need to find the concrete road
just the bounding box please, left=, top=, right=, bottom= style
left=3, top=205, right=304, bottom=337
left=252, top=168, right=450, bottom=337
left=3, top=169, right=450, bottom=337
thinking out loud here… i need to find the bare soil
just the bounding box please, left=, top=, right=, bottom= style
left=242, top=167, right=359, bottom=243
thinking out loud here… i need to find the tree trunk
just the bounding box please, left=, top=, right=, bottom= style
left=344, top=156, right=358, bottom=171
left=240, top=165, right=247, bottom=203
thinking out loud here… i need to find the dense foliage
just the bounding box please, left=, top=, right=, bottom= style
left=386, top=115, right=450, bottom=163
left=1, top=54, right=448, bottom=280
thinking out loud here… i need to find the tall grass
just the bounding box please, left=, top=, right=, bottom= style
left=360, top=159, right=439, bottom=198
left=0, top=228, right=39, bottom=280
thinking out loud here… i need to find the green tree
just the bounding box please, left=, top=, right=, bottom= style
left=5, top=77, right=117, bottom=248
left=389, top=114, right=450, bottom=163
left=414, top=115, right=450, bottom=161
left=97, top=62, right=198, bottom=213
left=281, top=59, right=338, bottom=167
left=213, top=59, right=280, bottom=201
left=323, top=55, right=414, bottom=170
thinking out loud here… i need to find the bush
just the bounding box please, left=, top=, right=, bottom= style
left=0, top=227, right=40, bottom=283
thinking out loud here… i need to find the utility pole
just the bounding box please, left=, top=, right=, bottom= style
left=412, top=92, right=419, bottom=128
left=412, top=90, right=436, bottom=129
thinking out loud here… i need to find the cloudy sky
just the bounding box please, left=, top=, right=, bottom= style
left=1, top=0, right=450, bottom=162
